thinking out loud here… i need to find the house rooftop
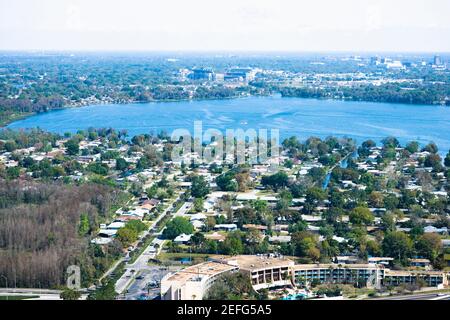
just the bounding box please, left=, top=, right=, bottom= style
left=212, top=255, right=294, bottom=271
left=385, top=269, right=444, bottom=276
left=293, top=263, right=382, bottom=270
left=408, top=258, right=431, bottom=263
left=164, top=261, right=237, bottom=283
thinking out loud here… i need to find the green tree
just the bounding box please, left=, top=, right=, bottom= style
left=444, top=150, right=450, bottom=167
left=358, top=139, right=376, bottom=157
left=381, top=212, right=396, bottom=232
left=4, top=140, right=17, bottom=152
left=220, top=231, right=244, bottom=255
left=22, top=156, right=35, bottom=168
left=115, top=157, right=128, bottom=171
left=146, top=185, right=158, bottom=199
left=65, top=139, right=80, bottom=156
left=366, top=240, right=382, bottom=256
left=305, top=187, right=327, bottom=204
left=276, top=190, right=293, bottom=211
left=87, top=162, right=109, bottom=175
left=60, top=287, right=81, bottom=300
left=291, top=231, right=320, bottom=261
left=190, top=175, right=210, bottom=198
left=384, top=194, right=399, bottom=211
left=205, top=272, right=255, bottom=300
left=116, top=227, right=138, bottom=246
left=261, top=171, right=289, bottom=191
left=6, top=166, right=20, bottom=179
left=205, top=216, right=216, bottom=231
left=424, top=154, right=442, bottom=170
left=382, top=137, right=400, bottom=149
left=422, top=142, right=438, bottom=154
left=193, top=197, right=204, bottom=212
left=78, top=213, right=90, bottom=236
left=415, top=233, right=442, bottom=263
left=308, top=167, right=327, bottom=184
left=234, top=207, right=257, bottom=226
left=191, top=232, right=205, bottom=247
left=163, top=217, right=194, bottom=240
left=125, top=220, right=146, bottom=233
left=405, top=141, right=419, bottom=154
left=382, top=231, right=413, bottom=263
left=349, top=207, right=374, bottom=225
left=87, top=281, right=117, bottom=300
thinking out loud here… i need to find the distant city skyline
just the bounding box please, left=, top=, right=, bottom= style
left=1, top=0, right=450, bottom=52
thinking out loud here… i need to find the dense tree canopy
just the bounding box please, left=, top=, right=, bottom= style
left=163, top=217, right=194, bottom=240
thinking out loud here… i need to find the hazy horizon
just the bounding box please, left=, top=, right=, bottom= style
left=1, top=50, right=449, bottom=55
left=1, top=0, right=450, bottom=52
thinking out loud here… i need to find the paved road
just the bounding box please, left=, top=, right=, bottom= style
left=115, top=200, right=191, bottom=295
left=0, top=293, right=62, bottom=300
left=371, top=293, right=450, bottom=300
left=121, top=267, right=169, bottom=300
left=97, top=196, right=136, bottom=283
left=0, top=292, right=88, bottom=300
left=0, top=288, right=62, bottom=294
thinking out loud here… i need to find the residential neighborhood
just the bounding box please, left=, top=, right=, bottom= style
left=1, top=127, right=449, bottom=300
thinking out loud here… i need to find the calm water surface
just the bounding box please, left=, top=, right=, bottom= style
left=7, top=96, right=450, bottom=154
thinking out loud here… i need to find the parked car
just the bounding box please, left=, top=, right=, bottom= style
left=137, top=293, right=149, bottom=300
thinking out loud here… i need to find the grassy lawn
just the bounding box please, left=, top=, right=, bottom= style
left=172, top=200, right=184, bottom=213
left=255, top=190, right=276, bottom=196
left=128, top=235, right=155, bottom=264
left=156, top=252, right=212, bottom=265
left=342, top=286, right=376, bottom=298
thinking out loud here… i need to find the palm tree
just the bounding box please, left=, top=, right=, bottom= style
left=327, top=266, right=334, bottom=284
left=296, top=275, right=306, bottom=288
left=350, top=270, right=357, bottom=285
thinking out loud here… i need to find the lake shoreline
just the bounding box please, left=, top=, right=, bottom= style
left=0, top=94, right=257, bottom=129
left=2, top=92, right=448, bottom=130
left=4, top=94, right=450, bottom=157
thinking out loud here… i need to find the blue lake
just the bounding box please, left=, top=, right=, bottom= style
left=6, top=95, right=450, bottom=154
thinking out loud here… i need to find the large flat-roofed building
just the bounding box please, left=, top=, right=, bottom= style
left=224, top=68, right=256, bottom=82
left=160, top=261, right=238, bottom=300
left=161, top=255, right=449, bottom=300
left=189, top=67, right=215, bottom=81
left=211, top=255, right=295, bottom=290
left=368, top=257, right=394, bottom=266
left=292, top=264, right=385, bottom=289
left=434, top=55, right=442, bottom=66
left=383, top=270, right=448, bottom=287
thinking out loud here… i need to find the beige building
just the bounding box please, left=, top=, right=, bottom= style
left=211, top=255, right=295, bottom=291
left=161, top=255, right=449, bottom=300
left=160, top=261, right=238, bottom=300
left=292, top=263, right=385, bottom=289
left=384, top=269, right=448, bottom=287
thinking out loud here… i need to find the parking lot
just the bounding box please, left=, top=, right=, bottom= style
left=121, top=266, right=170, bottom=300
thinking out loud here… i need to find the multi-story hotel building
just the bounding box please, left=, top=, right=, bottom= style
left=160, top=255, right=449, bottom=300
left=211, top=255, right=295, bottom=291
left=160, top=261, right=238, bottom=300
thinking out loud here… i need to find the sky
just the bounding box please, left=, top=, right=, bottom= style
left=0, top=0, right=449, bottom=52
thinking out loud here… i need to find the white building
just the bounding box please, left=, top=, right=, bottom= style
left=161, top=261, right=238, bottom=300
left=173, top=233, right=193, bottom=244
